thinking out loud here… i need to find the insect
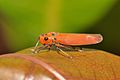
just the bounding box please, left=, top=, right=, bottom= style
left=33, top=32, right=103, bottom=58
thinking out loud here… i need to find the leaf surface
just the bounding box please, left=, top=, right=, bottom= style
left=0, top=48, right=120, bottom=80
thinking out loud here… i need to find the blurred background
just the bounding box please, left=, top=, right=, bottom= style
left=0, top=0, right=119, bottom=55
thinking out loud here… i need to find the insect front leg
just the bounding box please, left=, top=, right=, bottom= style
left=32, top=40, right=40, bottom=53
left=32, top=45, right=48, bottom=53
left=34, top=45, right=53, bottom=54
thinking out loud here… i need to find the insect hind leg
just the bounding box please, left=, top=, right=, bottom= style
left=55, top=43, right=73, bottom=51
left=56, top=47, right=72, bottom=59
left=73, top=47, right=83, bottom=52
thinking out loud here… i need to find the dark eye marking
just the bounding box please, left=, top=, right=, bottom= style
left=44, top=37, right=48, bottom=41
left=52, top=33, right=55, bottom=36
left=54, top=38, right=56, bottom=40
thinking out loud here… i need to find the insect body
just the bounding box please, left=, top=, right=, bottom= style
left=33, top=32, right=103, bottom=58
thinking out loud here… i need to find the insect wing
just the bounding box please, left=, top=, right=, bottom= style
left=56, top=33, right=103, bottom=45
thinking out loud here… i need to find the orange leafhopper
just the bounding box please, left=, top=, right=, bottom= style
left=33, top=32, right=103, bottom=58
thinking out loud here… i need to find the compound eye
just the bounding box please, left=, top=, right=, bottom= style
left=44, top=37, right=48, bottom=41
left=52, top=33, right=55, bottom=36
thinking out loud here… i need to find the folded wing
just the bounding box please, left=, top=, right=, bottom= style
left=56, top=33, right=103, bottom=46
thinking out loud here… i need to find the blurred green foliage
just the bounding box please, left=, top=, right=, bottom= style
left=0, top=0, right=118, bottom=53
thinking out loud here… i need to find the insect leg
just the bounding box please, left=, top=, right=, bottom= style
left=58, top=44, right=83, bottom=52
left=55, top=43, right=72, bottom=51
left=47, top=45, right=52, bottom=51
left=56, top=47, right=72, bottom=59
left=74, top=47, right=83, bottom=52
left=35, top=45, right=49, bottom=53
left=33, top=40, right=40, bottom=53
left=32, top=46, right=42, bottom=53
left=36, top=44, right=54, bottom=53
left=56, top=43, right=83, bottom=52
